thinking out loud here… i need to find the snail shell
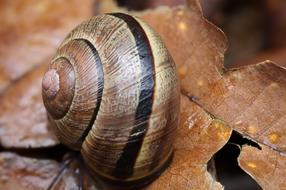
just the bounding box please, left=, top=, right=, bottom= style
left=42, top=13, right=180, bottom=187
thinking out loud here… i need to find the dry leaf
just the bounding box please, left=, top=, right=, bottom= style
left=0, top=152, right=60, bottom=189
left=0, top=0, right=93, bottom=94
left=196, top=62, right=286, bottom=152
left=0, top=152, right=97, bottom=190
left=238, top=145, right=286, bottom=190
left=0, top=63, right=58, bottom=148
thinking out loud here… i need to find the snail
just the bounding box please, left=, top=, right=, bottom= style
left=42, top=13, right=180, bottom=188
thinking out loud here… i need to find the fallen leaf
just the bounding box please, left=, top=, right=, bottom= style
left=0, top=63, right=58, bottom=148
left=0, top=152, right=60, bottom=190
left=238, top=144, right=286, bottom=190
left=0, top=0, right=94, bottom=94
left=0, top=152, right=97, bottom=190
left=197, top=61, right=286, bottom=152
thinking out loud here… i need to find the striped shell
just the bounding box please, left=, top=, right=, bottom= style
left=42, top=13, right=180, bottom=187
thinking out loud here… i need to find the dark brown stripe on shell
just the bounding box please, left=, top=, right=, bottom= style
left=74, top=39, right=104, bottom=144
left=109, top=13, right=155, bottom=178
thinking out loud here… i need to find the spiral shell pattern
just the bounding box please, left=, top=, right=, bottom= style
left=42, top=13, right=180, bottom=185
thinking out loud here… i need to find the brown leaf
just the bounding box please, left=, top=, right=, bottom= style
left=0, top=63, right=58, bottom=148
left=197, top=61, right=286, bottom=152
left=0, top=0, right=94, bottom=94
left=0, top=152, right=96, bottom=190
left=238, top=144, right=286, bottom=190
left=0, top=152, right=60, bottom=190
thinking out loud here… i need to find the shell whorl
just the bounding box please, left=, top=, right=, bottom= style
left=42, top=13, right=180, bottom=185
left=42, top=58, right=75, bottom=119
